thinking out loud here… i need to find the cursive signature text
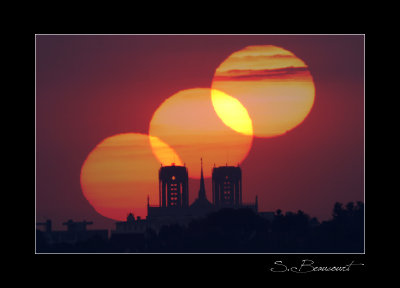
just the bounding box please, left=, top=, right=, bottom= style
left=270, top=259, right=364, bottom=273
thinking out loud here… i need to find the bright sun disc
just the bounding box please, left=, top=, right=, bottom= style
left=212, top=45, right=316, bottom=138
left=149, top=88, right=254, bottom=179
left=211, top=89, right=253, bottom=136
left=80, top=133, right=181, bottom=221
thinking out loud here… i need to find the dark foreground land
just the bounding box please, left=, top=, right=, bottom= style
left=36, top=201, right=364, bottom=253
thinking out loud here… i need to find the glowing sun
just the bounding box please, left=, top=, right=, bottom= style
left=149, top=88, right=253, bottom=179
left=211, top=45, right=315, bottom=138
left=80, top=133, right=181, bottom=221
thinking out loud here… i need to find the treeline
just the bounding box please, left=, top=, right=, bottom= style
left=36, top=201, right=364, bottom=253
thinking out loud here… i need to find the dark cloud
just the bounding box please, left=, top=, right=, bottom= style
left=214, top=66, right=310, bottom=81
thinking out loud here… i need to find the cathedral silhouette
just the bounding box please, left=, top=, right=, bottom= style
left=37, top=159, right=260, bottom=246
left=146, top=159, right=258, bottom=230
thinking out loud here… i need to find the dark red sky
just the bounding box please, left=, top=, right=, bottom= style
left=36, top=35, right=364, bottom=231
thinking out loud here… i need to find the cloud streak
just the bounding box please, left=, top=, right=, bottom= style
left=213, top=67, right=311, bottom=81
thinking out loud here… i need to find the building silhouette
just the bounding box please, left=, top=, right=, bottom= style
left=37, top=159, right=263, bottom=251
left=159, top=163, right=189, bottom=208
left=112, top=213, right=147, bottom=234
left=147, top=164, right=191, bottom=230
left=36, top=219, right=52, bottom=233
left=212, top=165, right=242, bottom=208
left=146, top=159, right=257, bottom=230
left=188, top=158, right=215, bottom=216
left=36, top=219, right=108, bottom=245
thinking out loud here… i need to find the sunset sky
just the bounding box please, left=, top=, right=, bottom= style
left=36, top=35, right=364, bottom=230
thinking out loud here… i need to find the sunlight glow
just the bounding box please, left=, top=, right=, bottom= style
left=212, top=45, right=315, bottom=138
left=149, top=88, right=253, bottom=179
left=80, top=133, right=180, bottom=221
left=211, top=89, right=253, bottom=136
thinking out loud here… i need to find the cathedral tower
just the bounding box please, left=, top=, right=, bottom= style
left=158, top=164, right=189, bottom=208
left=212, top=165, right=242, bottom=208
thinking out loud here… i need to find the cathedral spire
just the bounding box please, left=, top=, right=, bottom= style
left=199, top=158, right=206, bottom=200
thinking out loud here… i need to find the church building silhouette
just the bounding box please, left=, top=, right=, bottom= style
left=146, top=159, right=258, bottom=229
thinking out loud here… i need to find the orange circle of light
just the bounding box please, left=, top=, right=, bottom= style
left=211, top=89, right=253, bottom=136
left=149, top=88, right=254, bottom=179
left=211, top=45, right=316, bottom=138
left=80, top=133, right=182, bottom=221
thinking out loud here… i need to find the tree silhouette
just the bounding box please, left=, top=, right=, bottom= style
left=314, top=201, right=364, bottom=252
